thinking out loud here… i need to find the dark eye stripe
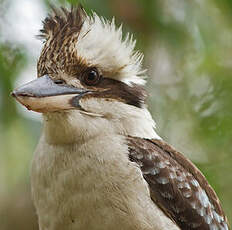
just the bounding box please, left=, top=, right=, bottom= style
left=83, top=78, right=147, bottom=108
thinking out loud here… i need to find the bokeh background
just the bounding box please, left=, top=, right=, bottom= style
left=0, top=0, right=232, bottom=229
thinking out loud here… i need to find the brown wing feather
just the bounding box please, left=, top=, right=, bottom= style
left=127, top=136, right=229, bottom=230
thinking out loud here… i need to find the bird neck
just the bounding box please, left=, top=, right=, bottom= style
left=42, top=108, right=160, bottom=145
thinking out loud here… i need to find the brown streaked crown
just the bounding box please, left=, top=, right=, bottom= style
left=37, top=5, right=88, bottom=78
left=39, top=5, right=86, bottom=40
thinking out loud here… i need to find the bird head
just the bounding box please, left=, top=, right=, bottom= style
left=12, top=6, right=159, bottom=143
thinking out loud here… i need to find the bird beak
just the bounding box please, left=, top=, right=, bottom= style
left=11, top=75, right=88, bottom=113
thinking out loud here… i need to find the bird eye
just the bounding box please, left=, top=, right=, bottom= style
left=82, top=68, right=101, bottom=86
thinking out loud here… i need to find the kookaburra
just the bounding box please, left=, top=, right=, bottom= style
left=12, top=5, right=229, bottom=230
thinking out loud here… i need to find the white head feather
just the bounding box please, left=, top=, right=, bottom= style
left=75, top=13, right=146, bottom=85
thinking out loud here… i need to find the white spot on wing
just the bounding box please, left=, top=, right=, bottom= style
left=222, top=222, right=229, bottom=230
left=183, top=190, right=192, bottom=198
left=190, top=201, right=198, bottom=209
left=189, top=222, right=201, bottom=228
left=196, top=190, right=210, bottom=208
left=169, top=172, right=176, bottom=179
left=157, top=161, right=166, bottom=169
left=176, top=175, right=185, bottom=182
left=149, top=167, right=160, bottom=175
left=147, top=154, right=153, bottom=160
left=160, top=191, right=173, bottom=199
left=205, top=213, right=213, bottom=224
left=213, top=210, right=224, bottom=223
left=178, top=182, right=191, bottom=189
left=191, top=179, right=200, bottom=187
left=197, top=207, right=206, bottom=217
left=156, top=177, right=169, bottom=184
left=135, top=152, right=144, bottom=160
left=209, top=224, right=219, bottom=230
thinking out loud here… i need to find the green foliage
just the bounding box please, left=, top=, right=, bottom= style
left=0, top=44, right=27, bottom=125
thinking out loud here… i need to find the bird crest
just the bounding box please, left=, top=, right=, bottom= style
left=37, top=5, right=145, bottom=85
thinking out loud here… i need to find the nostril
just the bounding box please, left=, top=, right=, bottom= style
left=54, top=79, right=66, bottom=85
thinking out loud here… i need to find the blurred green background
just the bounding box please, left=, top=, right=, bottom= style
left=0, top=0, right=232, bottom=229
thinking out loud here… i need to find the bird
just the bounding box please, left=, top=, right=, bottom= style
left=12, top=5, right=229, bottom=230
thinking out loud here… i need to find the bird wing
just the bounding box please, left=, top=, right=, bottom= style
left=127, top=136, right=229, bottom=230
